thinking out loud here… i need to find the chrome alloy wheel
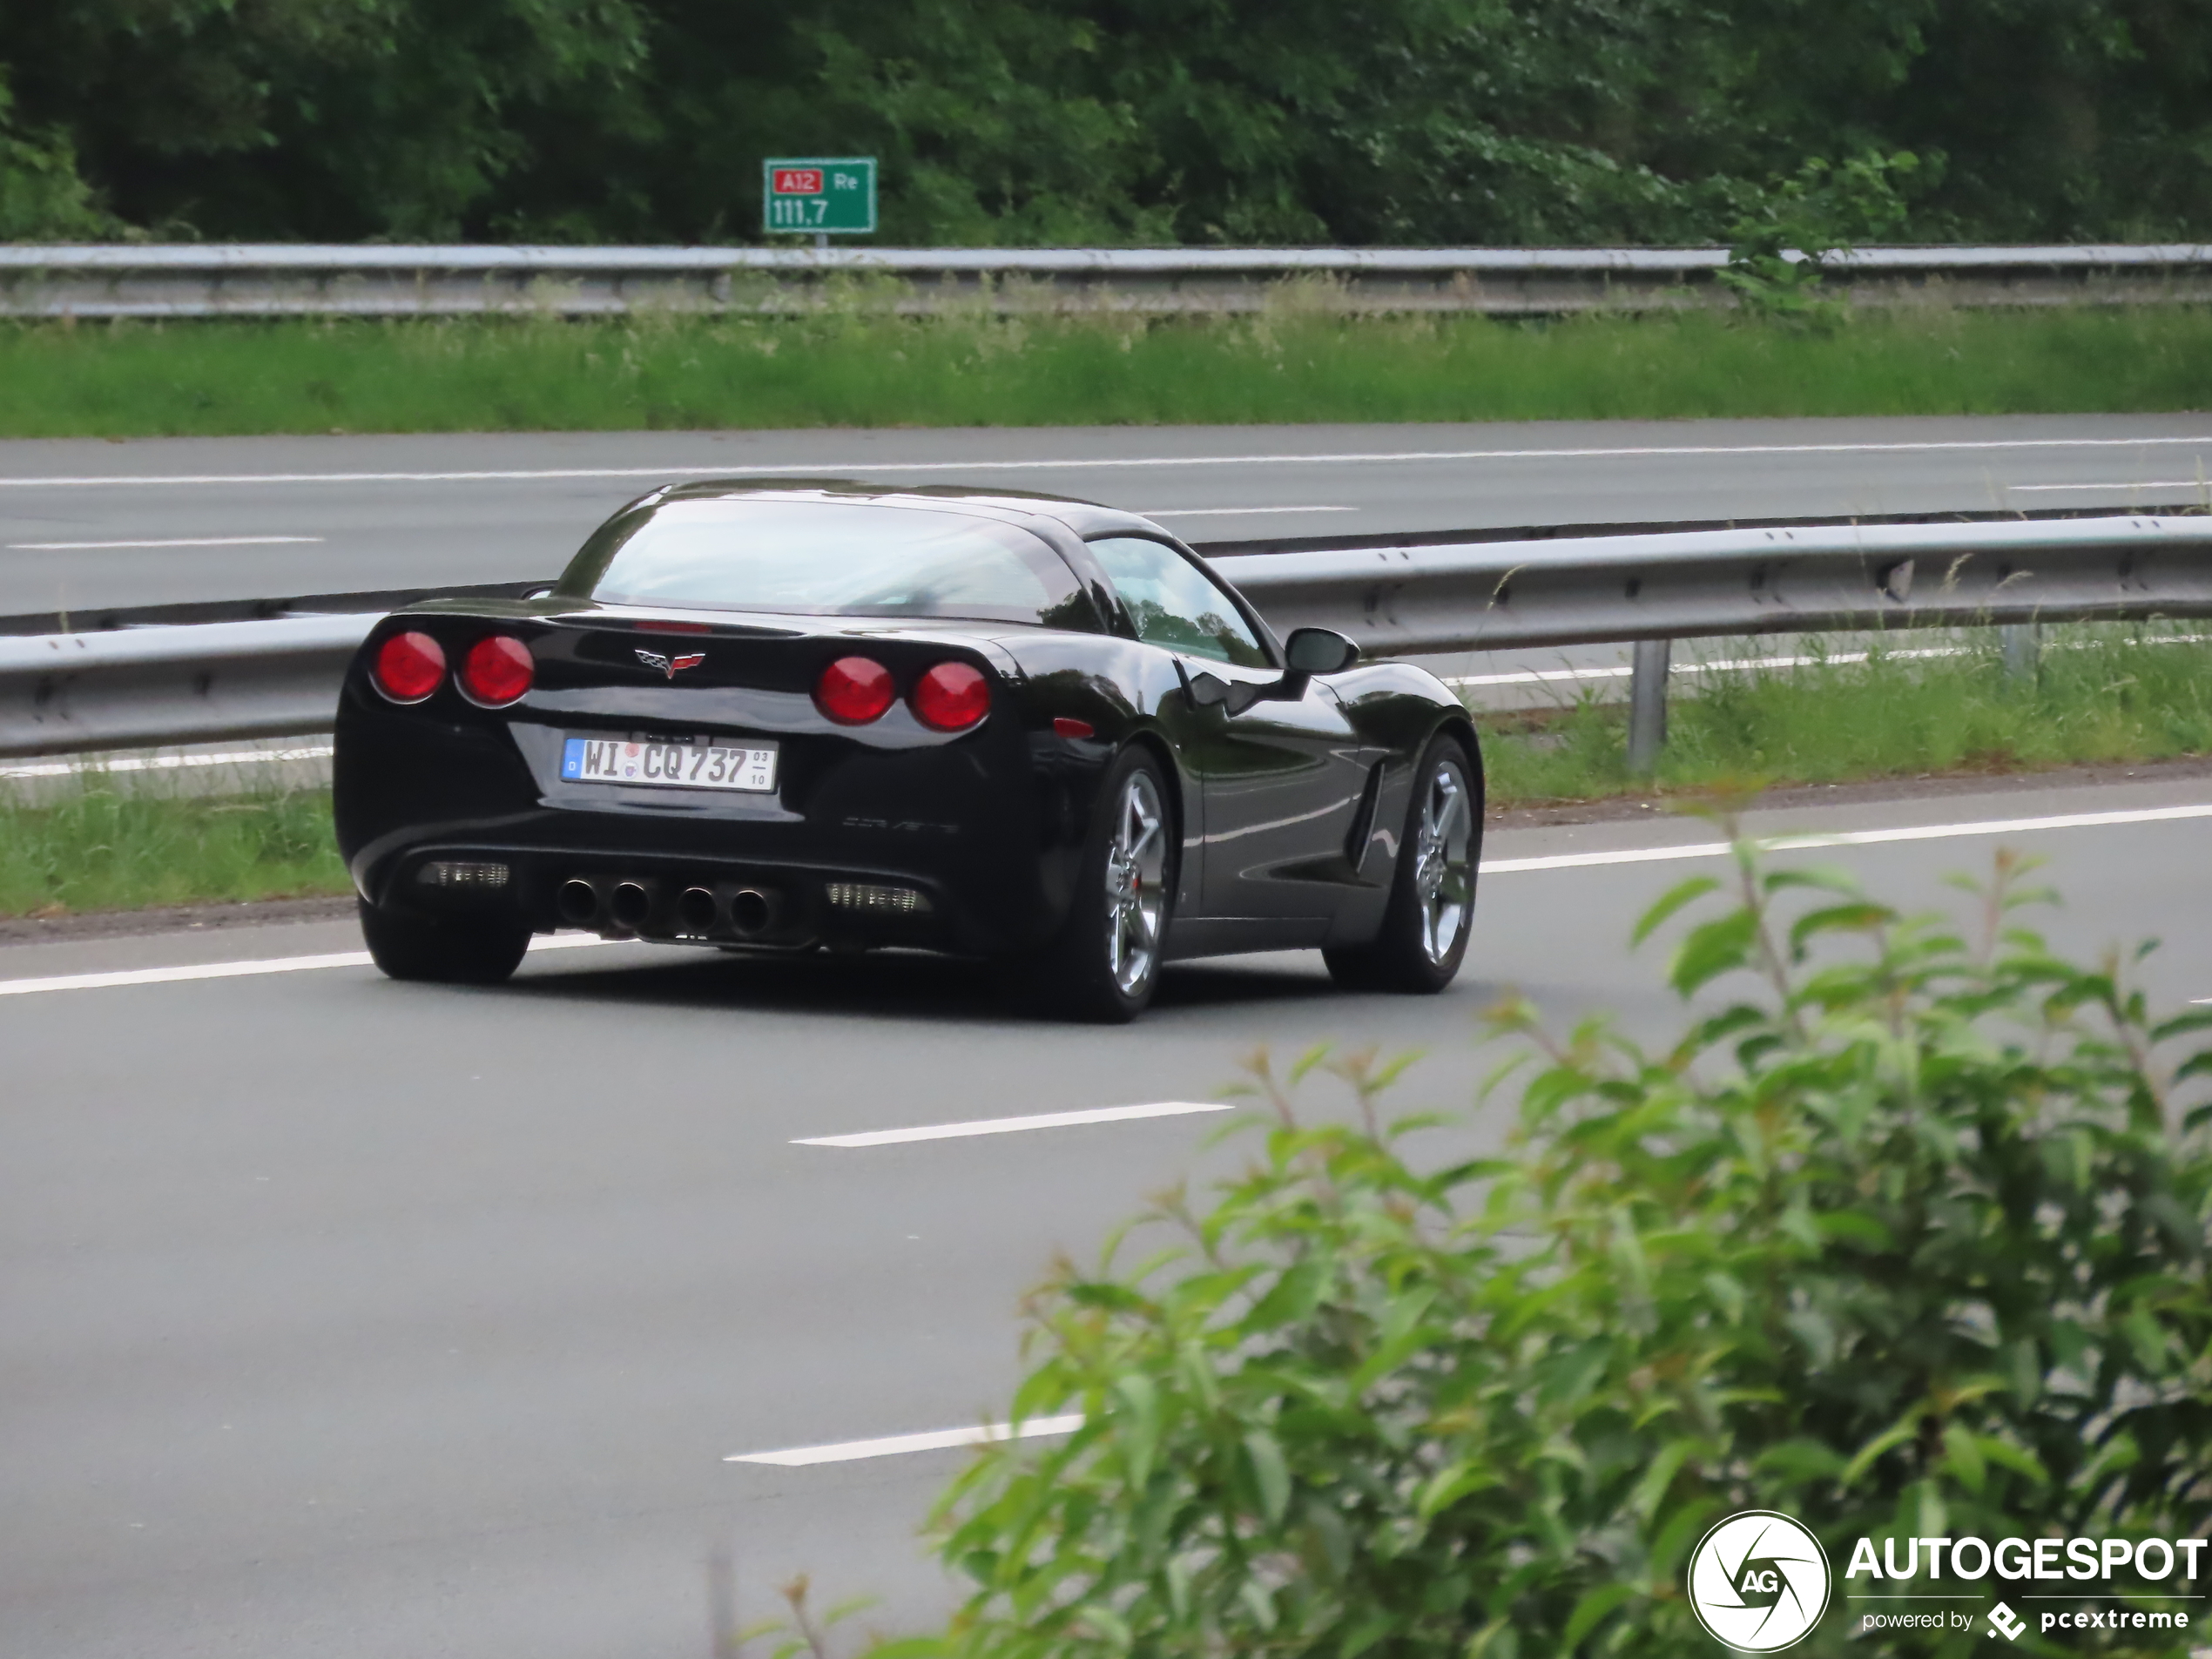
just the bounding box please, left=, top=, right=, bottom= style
left=1411, top=756, right=1474, bottom=966
left=1104, top=769, right=1169, bottom=995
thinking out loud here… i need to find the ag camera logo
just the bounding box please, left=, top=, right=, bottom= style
left=1688, top=1510, right=1832, bottom=1651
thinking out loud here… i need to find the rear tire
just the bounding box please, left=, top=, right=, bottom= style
left=1028, top=746, right=1177, bottom=1022
left=1324, top=731, right=1480, bottom=994
left=358, top=898, right=532, bottom=986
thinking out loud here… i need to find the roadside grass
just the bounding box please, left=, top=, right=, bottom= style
left=5, top=300, right=2212, bottom=437
left=0, top=785, right=347, bottom=918
left=2, top=624, right=2208, bottom=918
left=1482, top=623, right=2212, bottom=806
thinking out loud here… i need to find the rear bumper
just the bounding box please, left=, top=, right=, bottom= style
left=334, top=703, right=1094, bottom=959
left=370, top=834, right=1012, bottom=954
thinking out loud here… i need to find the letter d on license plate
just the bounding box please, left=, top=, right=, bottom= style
left=561, top=734, right=778, bottom=792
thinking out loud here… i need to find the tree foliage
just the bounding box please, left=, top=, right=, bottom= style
left=914, top=841, right=2212, bottom=1658
left=2, top=0, right=2210, bottom=246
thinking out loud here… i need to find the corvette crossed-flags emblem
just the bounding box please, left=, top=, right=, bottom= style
left=635, top=649, right=705, bottom=679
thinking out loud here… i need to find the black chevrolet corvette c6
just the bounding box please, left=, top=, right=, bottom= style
left=333, top=483, right=1481, bottom=1020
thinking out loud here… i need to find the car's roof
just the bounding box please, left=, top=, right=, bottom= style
left=644, top=480, right=1175, bottom=544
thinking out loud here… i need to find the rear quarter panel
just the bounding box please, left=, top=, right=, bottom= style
left=983, top=628, right=1207, bottom=930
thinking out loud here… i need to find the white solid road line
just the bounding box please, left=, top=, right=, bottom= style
left=2011, top=482, right=2203, bottom=494
left=794, top=1100, right=1232, bottom=1148
left=1440, top=636, right=2212, bottom=691
left=1447, top=646, right=1965, bottom=688
left=1136, top=504, right=1357, bottom=517
left=1446, top=663, right=1637, bottom=687
left=1485, top=801, right=2212, bottom=874
left=2, top=799, right=2206, bottom=998
left=6, top=535, right=326, bottom=550
left=726, top=1413, right=1085, bottom=1467
left=0, top=932, right=610, bottom=998
left=0, top=949, right=380, bottom=996
left=3, top=435, right=2210, bottom=490
left=0, top=744, right=334, bottom=781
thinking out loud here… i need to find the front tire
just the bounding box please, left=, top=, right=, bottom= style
left=358, top=898, right=532, bottom=986
left=1029, top=746, right=1176, bottom=1022
left=1324, top=731, right=1480, bottom=994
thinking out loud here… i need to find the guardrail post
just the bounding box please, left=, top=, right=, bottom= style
left=2000, top=623, right=2041, bottom=685
left=1627, top=638, right=1671, bottom=774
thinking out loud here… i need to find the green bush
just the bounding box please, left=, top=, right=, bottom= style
left=921, top=840, right=2212, bottom=1658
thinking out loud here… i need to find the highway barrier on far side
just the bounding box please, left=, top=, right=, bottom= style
left=4, top=243, right=2212, bottom=319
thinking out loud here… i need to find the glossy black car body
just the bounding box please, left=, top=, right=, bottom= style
left=334, top=484, right=1480, bottom=1003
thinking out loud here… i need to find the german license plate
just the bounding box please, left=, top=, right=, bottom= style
left=560, top=734, right=779, bottom=792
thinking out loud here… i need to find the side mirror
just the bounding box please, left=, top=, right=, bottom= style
left=1284, top=627, right=1359, bottom=676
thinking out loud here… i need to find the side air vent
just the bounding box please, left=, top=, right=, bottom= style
left=1345, top=759, right=1386, bottom=873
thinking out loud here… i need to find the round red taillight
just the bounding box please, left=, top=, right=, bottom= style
left=373, top=631, right=446, bottom=703
left=814, top=656, right=895, bottom=725
left=911, top=661, right=989, bottom=732
left=459, top=635, right=535, bottom=706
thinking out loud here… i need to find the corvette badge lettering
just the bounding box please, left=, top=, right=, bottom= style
left=635, top=649, right=706, bottom=679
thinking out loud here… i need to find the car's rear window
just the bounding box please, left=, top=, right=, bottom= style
left=559, top=497, right=1100, bottom=629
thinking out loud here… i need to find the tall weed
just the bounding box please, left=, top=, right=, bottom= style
left=1484, top=625, right=2212, bottom=806
left=0, top=783, right=347, bottom=916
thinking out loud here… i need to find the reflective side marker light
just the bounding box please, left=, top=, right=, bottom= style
left=1052, top=717, right=1095, bottom=738
left=418, top=860, right=510, bottom=889
left=825, top=882, right=932, bottom=914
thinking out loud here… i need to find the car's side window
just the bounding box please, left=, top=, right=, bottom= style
left=1087, top=536, right=1272, bottom=669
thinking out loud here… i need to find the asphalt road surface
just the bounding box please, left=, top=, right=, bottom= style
left=3, top=412, right=2210, bottom=615
left=8, top=770, right=2212, bottom=1659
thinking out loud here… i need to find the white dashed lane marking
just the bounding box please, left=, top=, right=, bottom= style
left=793, top=1101, right=1231, bottom=1147
left=725, top=1413, right=1085, bottom=1467
left=6, top=535, right=326, bottom=550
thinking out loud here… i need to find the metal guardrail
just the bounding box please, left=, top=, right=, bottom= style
left=0, top=614, right=374, bottom=759
left=1213, top=513, right=2212, bottom=770
left=4, top=244, right=2211, bottom=317
left=1, top=513, right=2206, bottom=766
left=0, top=580, right=549, bottom=642
left=1208, top=514, right=2212, bottom=652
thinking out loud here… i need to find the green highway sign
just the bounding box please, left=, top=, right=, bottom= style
left=762, top=157, right=877, bottom=235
